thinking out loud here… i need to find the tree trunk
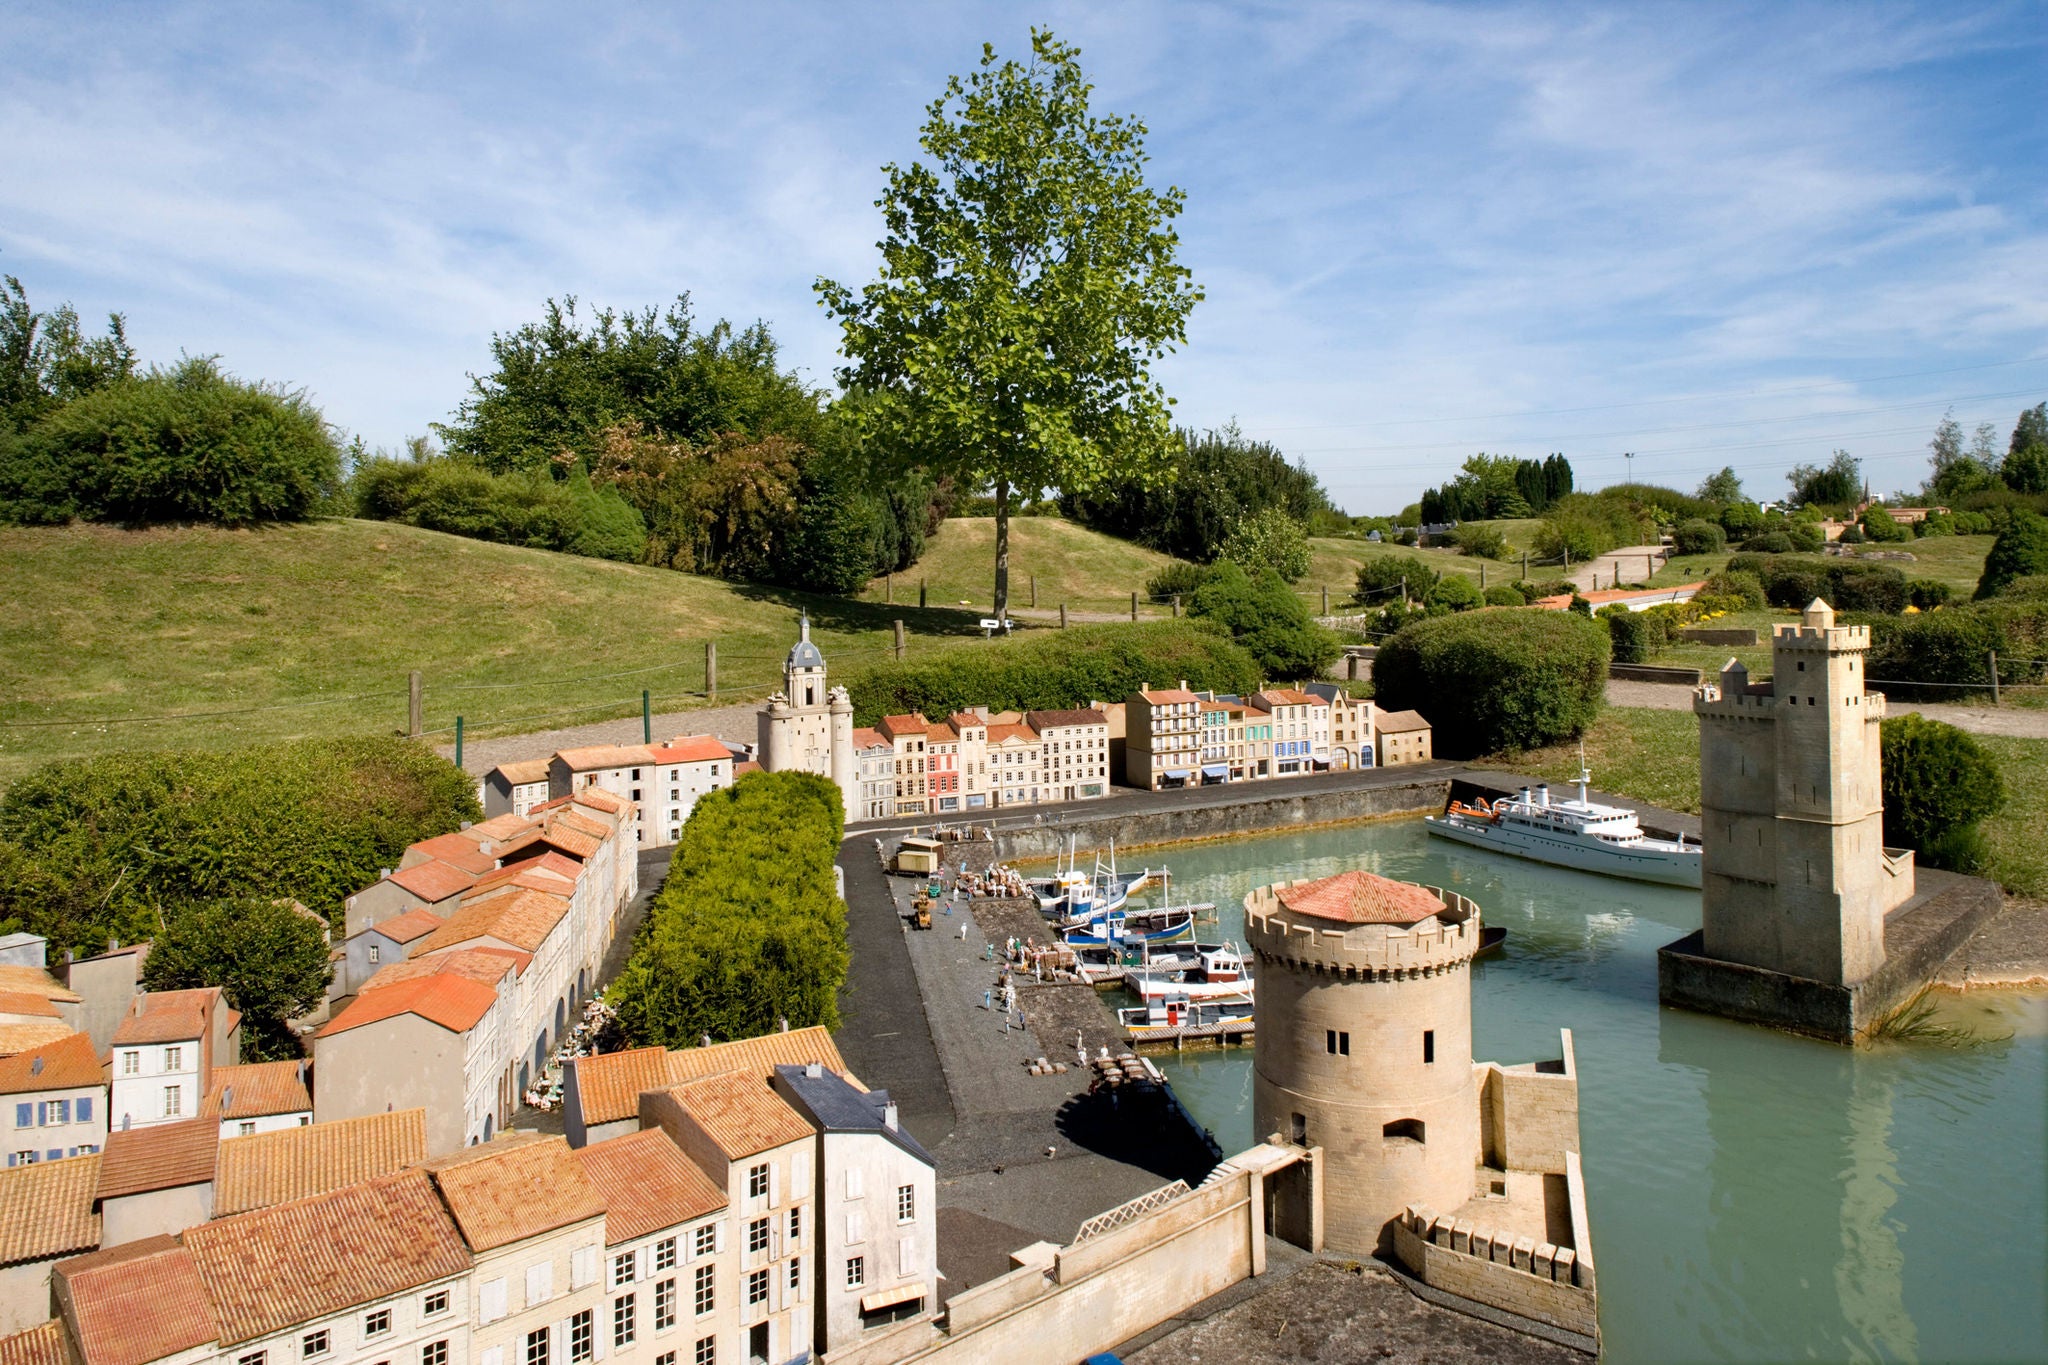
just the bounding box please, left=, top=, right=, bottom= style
left=993, top=478, right=1011, bottom=620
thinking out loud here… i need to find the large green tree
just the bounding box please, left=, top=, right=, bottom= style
left=143, top=897, right=333, bottom=1060
left=817, top=30, right=1202, bottom=618
left=1, top=276, right=136, bottom=433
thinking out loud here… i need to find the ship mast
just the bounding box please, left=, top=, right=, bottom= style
left=1575, top=741, right=1592, bottom=807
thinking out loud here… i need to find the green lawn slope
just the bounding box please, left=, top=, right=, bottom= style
left=861, top=516, right=1183, bottom=614
left=0, top=520, right=991, bottom=784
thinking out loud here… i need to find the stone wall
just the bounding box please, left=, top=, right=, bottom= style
left=992, top=779, right=1448, bottom=862
left=1393, top=1203, right=1597, bottom=1342
left=1477, top=1031, right=1579, bottom=1174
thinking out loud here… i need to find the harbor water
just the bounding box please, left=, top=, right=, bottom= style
left=1134, top=817, right=2048, bottom=1363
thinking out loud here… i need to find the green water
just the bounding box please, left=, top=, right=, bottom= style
left=1133, top=819, right=2048, bottom=1363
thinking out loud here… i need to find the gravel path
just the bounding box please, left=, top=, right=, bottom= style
left=1568, top=543, right=1669, bottom=592
left=1606, top=680, right=2048, bottom=737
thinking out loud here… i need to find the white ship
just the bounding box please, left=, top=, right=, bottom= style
left=1425, top=752, right=1703, bottom=888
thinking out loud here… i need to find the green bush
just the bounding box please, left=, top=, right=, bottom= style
left=1146, top=561, right=1213, bottom=601
left=1742, top=531, right=1795, bottom=553
left=1727, top=555, right=1907, bottom=613
left=1702, top=568, right=1767, bottom=609
left=1975, top=510, right=2048, bottom=600
left=1600, top=607, right=1655, bottom=664
left=1188, top=562, right=1345, bottom=678
left=1837, top=524, right=1866, bottom=545
left=1717, top=501, right=1765, bottom=538
left=1914, top=511, right=1955, bottom=538
left=1906, top=579, right=1952, bottom=610
left=1865, top=609, right=2003, bottom=696
left=843, top=620, right=1262, bottom=724
left=1483, top=583, right=1527, bottom=606
left=1860, top=507, right=1911, bottom=542
left=1786, top=520, right=1826, bottom=553
left=144, top=897, right=332, bottom=1060
left=1879, top=715, right=2005, bottom=872
left=1449, top=523, right=1510, bottom=559
left=1518, top=578, right=1577, bottom=601
left=1953, top=510, right=1994, bottom=535
left=1428, top=575, right=1485, bottom=611
left=1218, top=506, right=1312, bottom=582
left=1354, top=555, right=1439, bottom=604
left=356, top=455, right=647, bottom=562
left=610, top=771, right=847, bottom=1043
left=1671, top=519, right=1726, bottom=555
left=0, top=737, right=480, bottom=954
left=0, top=357, right=340, bottom=527
left=1373, top=609, right=1609, bottom=758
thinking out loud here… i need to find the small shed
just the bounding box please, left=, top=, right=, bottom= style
left=891, top=836, right=944, bottom=876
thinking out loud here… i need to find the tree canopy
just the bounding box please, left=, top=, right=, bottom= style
left=1186, top=561, right=1342, bottom=680
left=817, top=30, right=1202, bottom=617
left=1787, top=450, right=1862, bottom=507
left=1061, top=422, right=1335, bottom=562
left=1, top=275, right=136, bottom=434
left=1419, top=454, right=1572, bottom=523
left=1696, top=466, right=1745, bottom=503
left=143, top=897, right=332, bottom=1061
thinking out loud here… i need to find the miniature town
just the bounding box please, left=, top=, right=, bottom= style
left=4, top=12, right=2047, bottom=1365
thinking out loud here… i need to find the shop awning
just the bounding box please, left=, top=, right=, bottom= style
left=1201, top=766, right=1228, bottom=778
left=1164, top=770, right=1191, bottom=780
left=859, top=1283, right=927, bottom=1314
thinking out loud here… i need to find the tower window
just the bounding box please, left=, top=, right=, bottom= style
left=1423, top=1030, right=1435, bottom=1064
left=1289, top=1112, right=1306, bottom=1144
left=1325, top=1030, right=1349, bottom=1056
left=1383, top=1119, right=1426, bottom=1145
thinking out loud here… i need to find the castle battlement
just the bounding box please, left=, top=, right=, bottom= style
left=1243, top=883, right=1483, bottom=978
left=1772, top=621, right=1869, bottom=649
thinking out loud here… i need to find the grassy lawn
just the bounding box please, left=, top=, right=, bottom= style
left=0, top=519, right=1001, bottom=785
left=1474, top=706, right=2048, bottom=896
left=860, top=516, right=1182, bottom=615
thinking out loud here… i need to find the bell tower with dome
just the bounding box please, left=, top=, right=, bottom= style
left=758, top=616, right=857, bottom=820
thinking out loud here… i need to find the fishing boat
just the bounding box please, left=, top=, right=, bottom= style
left=1125, top=943, right=1256, bottom=1003
left=1026, top=838, right=1157, bottom=917
left=1064, top=908, right=1196, bottom=949
left=1117, top=992, right=1255, bottom=1031
left=1425, top=749, right=1702, bottom=888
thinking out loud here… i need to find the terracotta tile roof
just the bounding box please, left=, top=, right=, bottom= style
left=0, top=965, right=81, bottom=1006
left=56, top=1237, right=217, bottom=1365
left=413, top=888, right=568, bottom=955
left=424, top=1135, right=605, bottom=1252
left=0, top=1153, right=101, bottom=1265
left=386, top=860, right=477, bottom=904
left=850, top=727, right=887, bottom=750
left=1137, top=689, right=1200, bottom=704
left=362, top=946, right=527, bottom=994
left=571, top=1027, right=854, bottom=1127
left=567, top=790, right=627, bottom=820
left=554, top=745, right=655, bottom=772
left=1375, top=709, right=1432, bottom=733
left=1272, top=870, right=1447, bottom=926
left=212, top=1109, right=427, bottom=1217
left=986, top=723, right=1039, bottom=745
left=650, top=735, right=731, bottom=764
left=1025, top=708, right=1108, bottom=729
left=665, top=1071, right=814, bottom=1160
left=0, top=1022, right=77, bottom=1056
left=468, top=863, right=575, bottom=898
left=201, top=1062, right=311, bottom=1122
left=497, top=823, right=600, bottom=864
left=0, top=990, right=62, bottom=1020
left=186, top=1169, right=470, bottom=1345
left=111, top=988, right=221, bottom=1047
left=368, top=907, right=445, bottom=945
left=0, top=1032, right=108, bottom=1095
left=0, top=1321, right=67, bottom=1365
left=946, top=712, right=985, bottom=729
left=877, top=713, right=930, bottom=741
left=403, top=832, right=498, bottom=874
left=1532, top=581, right=1707, bottom=612
left=319, top=975, right=498, bottom=1039
left=733, top=761, right=762, bottom=776
left=96, top=1119, right=217, bottom=1201
left=572, top=1129, right=728, bottom=1245
left=490, top=758, right=552, bottom=786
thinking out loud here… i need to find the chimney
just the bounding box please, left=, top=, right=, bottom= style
left=109, top=937, right=118, bottom=952
left=30, top=1057, right=42, bottom=1076
left=884, top=1102, right=899, bottom=1132
left=221, top=1085, right=233, bottom=1113
left=379, top=868, right=391, bottom=880
left=778, top=1016, right=790, bottom=1033
left=297, top=1059, right=308, bottom=1086
left=1179, top=679, right=1189, bottom=691
left=459, top=820, right=472, bottom=830
left=805, top=1062, right=823, bottom=1079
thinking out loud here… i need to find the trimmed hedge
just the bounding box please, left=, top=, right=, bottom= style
left=0, top=737, right=481, bottom=953
left=842, top=620, right=1262, bottom=725
left=1879, top=715, right=2005, bottom=873
left=1976, top=510, right=2048, bottom=600
left=1373, top=608, right=1609, bottom=758
left=1672, top=518, right=1726, bottom=555
left=1724, top=554, right=1907, bottom=613
left=610, top=771, right=847, bottom=1043
left=1600, top=606, right=1655, bottom=664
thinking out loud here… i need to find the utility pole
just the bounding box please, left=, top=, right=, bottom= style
left=1130, top=591, right=1139, bottom=621
left=1030, top=574, right=1037, bottom=609
left=642, top=691, right=652, bottom=744
left=407, top=671, right=423, bottom=738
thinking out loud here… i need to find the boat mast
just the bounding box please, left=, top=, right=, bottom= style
left=1575, top=741, right=1592, bottom=807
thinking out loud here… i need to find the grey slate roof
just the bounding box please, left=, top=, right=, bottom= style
left=786, top=616, right=826, bottom=672
left=772, top=1065, right=934, bottom=1166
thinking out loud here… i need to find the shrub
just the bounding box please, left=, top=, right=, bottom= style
left=1830, top=562, right=1908, bottom=613
left=1428, top=575, right=1485, bottom=611
left=842, top=620, right=1262, bottom=724
left=1671, top=518, right=1726, bottom=556
left=1743, top=531, right=1796, bottom=554
left=0, top=738, right=480, bottom=954
left=1860, top=507, right=1911, bottom=542
left=1879, top=715, right=2005, bottom=872
left=1218, top=506, right=1312, bottom=583
left=1717, top=501, right=1765, bottom=538
left=1601, top=607, right=1655, bottom=664
left=1518, top=578, right=1577, bottom=602
left=1373, top=609, right=1609, bottom=758
left=1906, top=579, right=1952, bottom=610
left=1786, top=520, right=1826, bottom=553
left=610, top=771, right=848, bottom=1043
left=144, top=897, right=332, bottom=1060
left=1483, top=583, right=1527, bottom=607
left=1954, top=510, right=1994, bottom=535
left=1394, top=528, right=1417, bottom=546
left=1733, top=555, right=1907, bottom=613
left=1449, top=523, right=1510, bottom=559
left=1915, top=511, right=1955, bottom=538
left=1146, top=560, right=1212, bottom=601
left=0, top=357, right=341, bottom=526
left=1702, top=568, right=1766, bottom=610
left=1976, top=510, right=2048, bottom=600
left=1189, top=562, right=1345, bottom=678
left=1866, top=609, right=2003, bottom=696
left=356, top=455, right=647, bottom=562
left=1354, top=555, right=1439, bottom=604
left=1836, top=524, right=1866, bottom=545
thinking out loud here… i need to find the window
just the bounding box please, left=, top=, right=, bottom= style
left=896, top=1185, right=915, bottom=1223
left=162, top=1086, right=182, bottom=1118
left=844, top=1168, right=864, bottom=1199
left=164, top=1046, right=182, bottom=1070
left=40, top=1099, right=69, bottom=1125
left=1290, top=1112, right=1306, bottom=1144
left=569, top=1309, right=593, bottom=1363
left=787, top=1207, right=801, bottom=1244
left=845, top=1256, right=865, bottom=1288
left=693, top=1225, right=717, bottom=1260
left=613, top=1251, right=637, bottom=1288
left=693, top=1265, right=715, bottom=1316
left=747, top=1163, right=769, bottom=1199
left=695, top=1338, right=716, bottom=1365
left=303, top=1330, right=330, bottom=1359
left=1325, top=1029, right=1350, bottom=1056
left=654, top=1277, right=677, bottom=1332
left=239, top=1353, right=267, bottom=1365
left=745, top=1269, right=768, bottom=1308
left=1423, top=1030, right=1435, bottom=1064
left=525, top=1329, right=550, bottom=1365
left=1383, top=1118, right=1426, bottom=1144
left=613, top=1294, right=636, bottom=1349
left=787, top=1258, right=801, bottom=1295
left=422, top=1289, right=449, bottom=1317
left=747, top=1217, right=769, bottom=1255
left=239, top=1121, right=256, bottom=1136
left=363, top=1309, right=391, bottom=1339
left=421, top=1346, right=447, bottom=1365
left=369, top=943, right=381, bottom=964
left=655, top=1236, right=677, bottom=1271
left=657, top=1355, right=676, bottom=1365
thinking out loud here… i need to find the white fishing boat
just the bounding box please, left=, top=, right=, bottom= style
left=1424, top=749, right=1702, bottom=888
left=1125, top=943, right=1256, bottom=1003
left=1026, top=837, right=1156, bottom=918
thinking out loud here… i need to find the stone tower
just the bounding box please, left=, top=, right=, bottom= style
left=757, top=616, right=858, bottom=821
left=1246, top=870, right=1484, bottom=1255
left=1693, top=598, right=1910, bottom=986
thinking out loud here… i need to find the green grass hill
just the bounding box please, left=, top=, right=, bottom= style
left=858, top=516, right=1182, bottom=613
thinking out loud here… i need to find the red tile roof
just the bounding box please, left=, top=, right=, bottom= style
left=877, top=713, right=930, bottom=741
left=0, top=965, right=80, bottom=1005
left=425, top=1135, right=605, bottom=1252
left=55, top=1237, right=217, bottom=1365
left=387, top=860, right=477, bottom=904
left=185, top=1169, right=470, bottom=1345
left=0, top=1023, right=78, bottom=1057
left=96, top=1119, right=217, bottom=1201
left=319, top=975, right=498, bottom=1038
left=1025, top=708, right=1107, bottom=730
left=413, top=887, right=568, bottom=956
left=1138, top=689, right=1200, bottom=704
left=362, top=946, right=527, bottom=994
left=112, top=988, right=227, bottom=1047
left=1376, top=709, right=1431, bottom=734
left=0, top=1152, right=101, bottom=1266
left=572, top=1129, right=728, bottom=1244
left=370, top=907, right=445, bottom=944
left=851, top=726, right=887, bottom=750
left=202, top=1062, right=311, bottom=1122
left=571, top=1027, right=853, bottom=1127
left=489, top=758, right=552, bottom=786
left=0, top=990, right=62, bottom=1020
left=1272, top=870, right=1448, bottom=926
left=651, top=735, right=732, bottom=764
left=553, top=745, right=655, bottom=772
left=213, top=1110, right=427, bottom=1217
left=0, top=1321, right=66, bottom=1365
left=0, top=1032, right=102, bottom=1096
left=403, top=832, right=498, bottom=874
left=733, top=761, right=762, bottom=776
left=665, top=1071, right=814, bottom=1160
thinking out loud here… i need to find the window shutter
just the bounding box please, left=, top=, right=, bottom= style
left=845, top=1168, right=862, bottom=1200
left=792, top=1150, right=810, bottom=1194
left=845, top=1213, right=863, bottom=1246
left=898, top=1237, right=914, bottom=1276
left=550, top=1322, right=567, bottom=1365
left=481, top=1279, right=507, bottom=1323
left=482, top=1348, right=503, bottom=1365
left=635, top=1247, right=650, bottom=1281
left=768, top=1160, right=778, bottom=1208
left=527, top=1261, right=552, bottom=1307
left=571, top=1246, right=595, bottom=1289
left=713, top=1220, right=725, bottom=1254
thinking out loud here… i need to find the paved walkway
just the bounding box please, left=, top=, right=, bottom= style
left=1569, top=543, right=1668, bottom=592
left=1607, top=679, right=2048, bottom=738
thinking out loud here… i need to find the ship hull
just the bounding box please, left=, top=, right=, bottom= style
left=1424, top=814, right=1702, bottom=888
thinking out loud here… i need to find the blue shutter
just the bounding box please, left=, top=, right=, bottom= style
left=75, top=1097, right=92, bottom=1122
left=14, top=1103, right=29, bottom=1128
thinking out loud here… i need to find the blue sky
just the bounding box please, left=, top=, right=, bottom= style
left=5, top=2, right=2045, bottom=513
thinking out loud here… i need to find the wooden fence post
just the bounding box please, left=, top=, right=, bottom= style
left=1060, top=602, right=1068, bottom=629
left=894, top=620, right=906, bottom=661
left=407, top=671, right=422, bottom=738
left=1989, top=651, right=2001, bottom=705
left=1131, top=591, right=1139, bottom=621
left=705, top=642, right=717, bottom=701
left=1031, top=574, right=1038, bottom=609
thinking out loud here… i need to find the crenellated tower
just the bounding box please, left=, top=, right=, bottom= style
left=757, top=615, right=859, bottom=821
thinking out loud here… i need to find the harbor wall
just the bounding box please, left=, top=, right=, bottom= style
left=992, top=779, right=1449, bottom=862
